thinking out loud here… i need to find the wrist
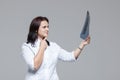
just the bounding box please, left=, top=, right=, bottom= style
left=78, top=47, right=83, bottom=51
left=79, top=43, right=85, bottom=50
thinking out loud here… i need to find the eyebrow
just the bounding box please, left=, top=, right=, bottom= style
left=42, top=25, right=49, bottom=28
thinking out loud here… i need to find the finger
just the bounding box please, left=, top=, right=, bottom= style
left=44, top=38, right=47, bottom=41
left=43, top=37, right=47, bottom=40
left=87, top=36, right=90, bottom=40
left=87, top=35, right=90, bottom=39
left=88, top=37, right=90, bottom=44
left=85, top=36, right=90, bottom=44
left=85, top=36, right=89, bottom=41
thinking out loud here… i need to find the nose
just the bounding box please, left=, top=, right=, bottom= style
left=45, top=27, right=49, bottom=33
left=46, top=27, right=49, bottom=31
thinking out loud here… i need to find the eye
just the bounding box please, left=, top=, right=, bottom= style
left=43, top=26, right=46, bottom=28
left=43, top=26, right=49, bottom=28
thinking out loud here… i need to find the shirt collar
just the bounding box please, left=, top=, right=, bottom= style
left=34, top=38, right=41, bottom=47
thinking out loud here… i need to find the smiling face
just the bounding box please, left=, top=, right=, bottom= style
left=38, top=20, right=49, bottom=39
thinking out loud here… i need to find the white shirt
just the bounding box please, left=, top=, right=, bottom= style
left=21, top=39, right=76, bottom=80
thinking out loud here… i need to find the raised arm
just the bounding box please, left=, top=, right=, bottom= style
left=74, top=36, right=90, bottom=59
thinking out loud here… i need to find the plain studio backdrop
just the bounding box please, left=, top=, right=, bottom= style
left=0, top=0, right=120, bottom=80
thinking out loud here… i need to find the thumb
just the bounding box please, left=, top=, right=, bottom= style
left=43, top=37, right=47, bottom=40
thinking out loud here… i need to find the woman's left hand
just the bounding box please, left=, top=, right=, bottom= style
left=74, top=36, right=91, bottom=59
left=79, top=36, right=91, bottom=48
left=82, top=36, right=90, bottom=46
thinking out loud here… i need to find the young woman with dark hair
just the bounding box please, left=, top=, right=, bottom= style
left=21, top=16, right=90, bottom=80
left=27, top=16, right=49, bottom=45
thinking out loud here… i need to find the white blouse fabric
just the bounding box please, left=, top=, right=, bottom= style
left=21, top=39, right=76, bottom=80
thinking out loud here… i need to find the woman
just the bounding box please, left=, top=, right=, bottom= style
left=21, top=16, right=90, bottom=80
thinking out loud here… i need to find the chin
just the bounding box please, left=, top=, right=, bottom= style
left=43, top=35, right=48, bottom=38
left=45, top=34, right=48, bottom=37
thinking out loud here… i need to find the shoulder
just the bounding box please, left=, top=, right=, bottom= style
left=49, top=41, right=61, bottom=49
left=21, top=42, right=36, bottom=55
left=50, top=41, right=58, bottom=46
left=22, top=42, right=30, bottom=47
left=21, top=42, right=34, bottom=50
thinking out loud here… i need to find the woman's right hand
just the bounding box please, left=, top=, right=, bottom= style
left=34, top=38, right=48, bottom=70
left=40, top=38, right=48, bottom=50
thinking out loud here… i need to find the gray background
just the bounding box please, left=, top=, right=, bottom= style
left=0, top=0, right=120, bottom=80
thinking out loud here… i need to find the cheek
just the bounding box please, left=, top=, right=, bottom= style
left=38, top=31, right=42, bottom=35
left=38, top=29, right=44, bottom=35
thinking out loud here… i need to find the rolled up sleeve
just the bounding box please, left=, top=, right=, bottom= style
left=58, top=47, right=76, bottom=62
left=21, top=43, right=35, bottom=71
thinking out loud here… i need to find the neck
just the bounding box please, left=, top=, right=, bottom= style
left=38, top=36, right=43, bottom=40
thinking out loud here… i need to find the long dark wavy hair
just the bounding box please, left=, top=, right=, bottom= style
left=27, top=16, right=49, bottom=45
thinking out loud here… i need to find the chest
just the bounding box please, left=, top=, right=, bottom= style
left=43, top=46, right=59, bottom=65
left=31, top=43, right=60, bottom=67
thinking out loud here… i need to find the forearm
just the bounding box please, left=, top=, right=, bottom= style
left=74, top=43, right=85, bottom=59
left=34, top=47, right=45, bottom=70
